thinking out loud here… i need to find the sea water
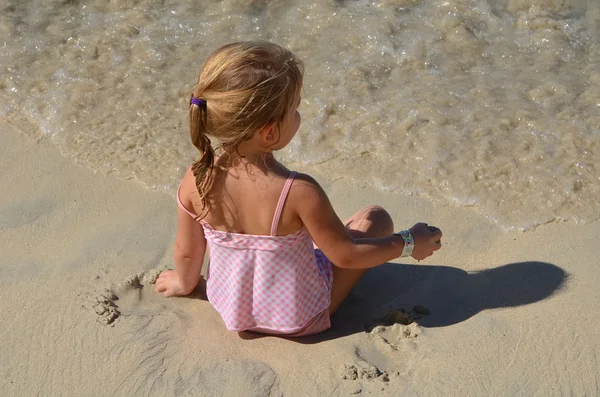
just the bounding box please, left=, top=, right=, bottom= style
left=1, top=0, right=599, bottom=230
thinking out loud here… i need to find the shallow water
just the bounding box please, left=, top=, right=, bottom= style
left=1, top=0, right=599, bottom=230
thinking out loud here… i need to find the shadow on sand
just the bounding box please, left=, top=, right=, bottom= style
left=239, top=261, right=567, bottom=343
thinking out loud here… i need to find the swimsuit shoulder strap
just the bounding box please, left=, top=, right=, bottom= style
left=270, top=171, right=297, bottom=236
left=177, top=183, right=201, bottom=221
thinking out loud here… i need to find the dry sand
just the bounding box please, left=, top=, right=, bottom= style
left=1, top=121, right=599, bottom=396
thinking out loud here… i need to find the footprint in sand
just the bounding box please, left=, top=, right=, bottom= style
left=364, top=305, right=430, bottom=352
left=340, top=305, right=431, bottom=393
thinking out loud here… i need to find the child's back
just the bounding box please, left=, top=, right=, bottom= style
left=178, top=161, right=333, bottom=335
left=155, top=41, right=443, bottom=337
left=178, top=159, right=304, bottom=237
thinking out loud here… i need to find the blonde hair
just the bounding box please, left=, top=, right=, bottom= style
left=189, top=41, right=304, bottom=214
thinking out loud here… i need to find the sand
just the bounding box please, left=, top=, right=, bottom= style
left=1, top=121, right=599, bottom=396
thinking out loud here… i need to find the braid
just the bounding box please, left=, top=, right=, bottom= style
left=189, top=96, right=214, bottom=216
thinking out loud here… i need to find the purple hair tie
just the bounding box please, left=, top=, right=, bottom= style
left=190, top=97, right=206, bottom=107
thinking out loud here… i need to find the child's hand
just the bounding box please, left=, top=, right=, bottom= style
left=409, top=223, right=443, bottom=261
left=155, top=269, right=192, bottom=297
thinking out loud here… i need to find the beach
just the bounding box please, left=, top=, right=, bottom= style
left=2, top=0, right=600, bottom=395
left=2, top=122, right=599, bottom=396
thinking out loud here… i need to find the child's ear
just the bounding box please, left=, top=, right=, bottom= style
left=258, top=121, right=278, bottom=145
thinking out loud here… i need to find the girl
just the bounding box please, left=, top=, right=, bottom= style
left=155, top=41, right=443, bottom=337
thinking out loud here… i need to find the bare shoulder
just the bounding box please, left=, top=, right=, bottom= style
left=290, top=172, right=325, bottom=197
left=179, top=167, right=199, bottom=208
left=288, top=172, right=331, bottom=213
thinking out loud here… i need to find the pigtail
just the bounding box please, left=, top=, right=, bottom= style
left=189, top=96, right=215, bottom=216
left=185, top=42, right=304, bottom=218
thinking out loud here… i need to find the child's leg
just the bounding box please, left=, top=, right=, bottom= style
left=328, top=205, right=394, bottom=315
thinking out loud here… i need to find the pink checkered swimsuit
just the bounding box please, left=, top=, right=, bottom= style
left=177, top=172, right=333, bottom=336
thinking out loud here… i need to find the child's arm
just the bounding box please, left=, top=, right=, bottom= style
left=292, top=174, right=442, bottom=269
left=155, top=200, right=207, bottom=297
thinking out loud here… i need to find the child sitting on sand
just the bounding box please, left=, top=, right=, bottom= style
left=154, top=41, right=443, bottom=337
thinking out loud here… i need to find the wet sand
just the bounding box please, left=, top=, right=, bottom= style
left=1, top=122, right=599, bottom=396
